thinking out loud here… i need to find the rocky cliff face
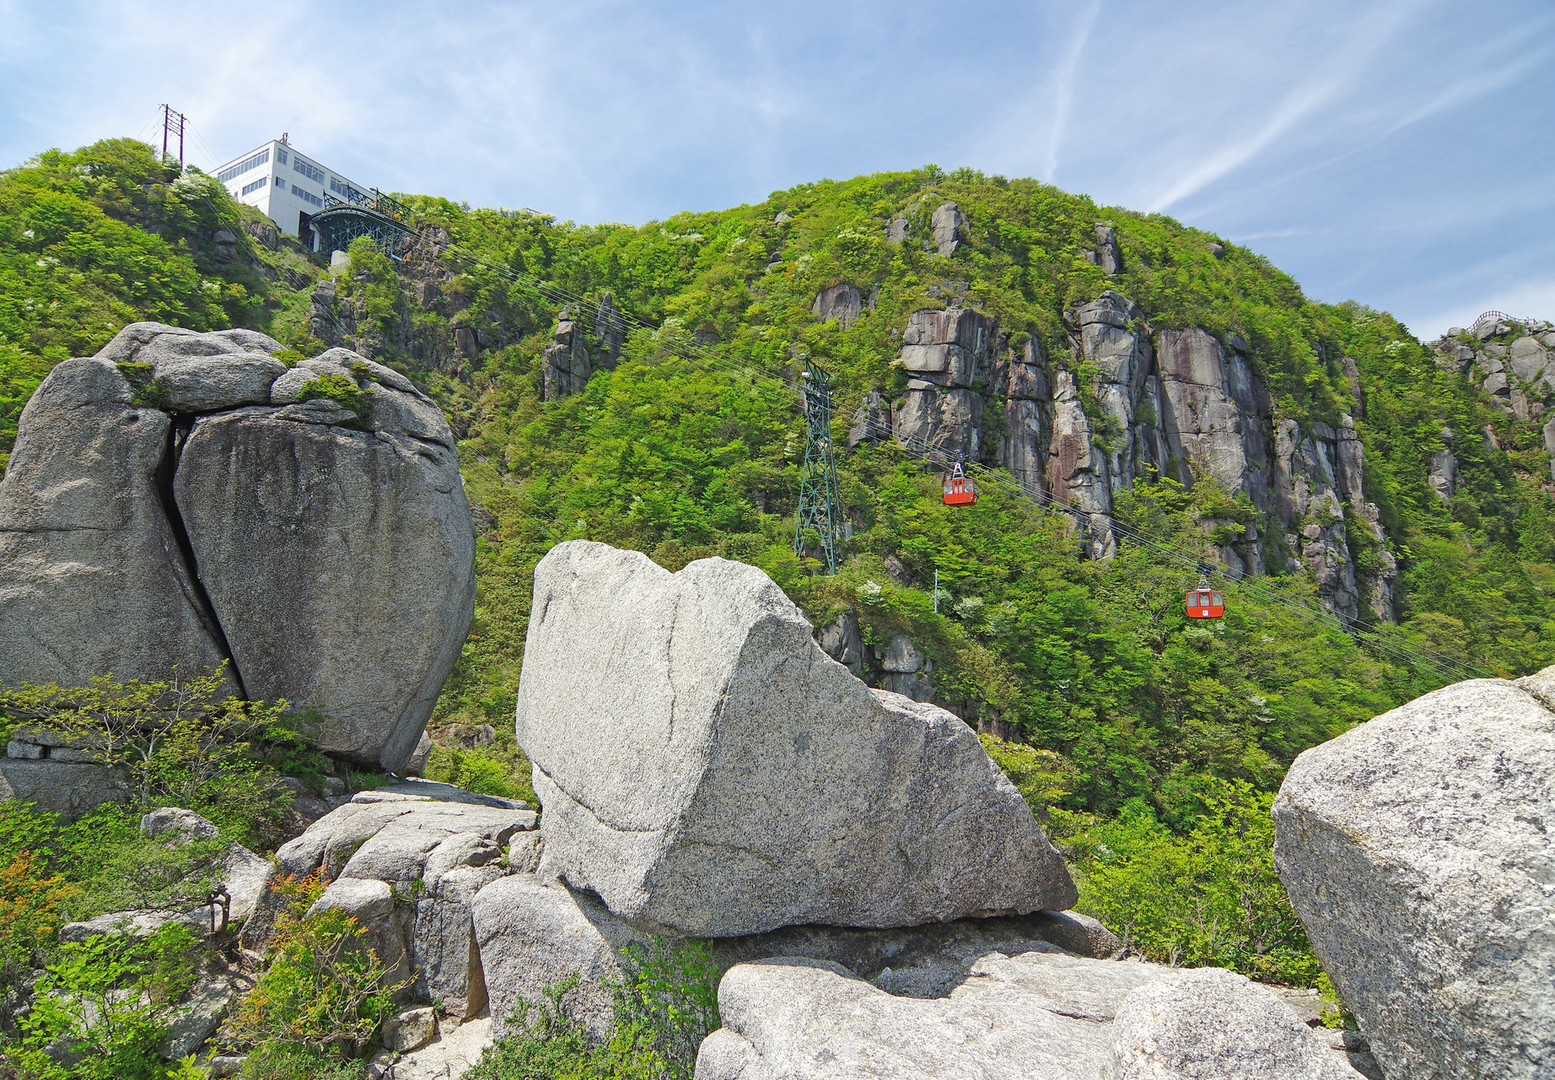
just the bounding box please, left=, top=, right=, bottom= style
left=1432, top=315, right=1555, bottom=483
left=869, top=291, right=1397, bottom=621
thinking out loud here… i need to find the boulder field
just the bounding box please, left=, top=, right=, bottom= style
left=0, top=323, right=474, bottom=770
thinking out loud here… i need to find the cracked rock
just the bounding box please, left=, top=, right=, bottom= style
left=0, top=323, right=475, bottom=773
left=516, top=540, right=1075, bottom=937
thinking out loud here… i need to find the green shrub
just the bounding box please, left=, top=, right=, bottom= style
left=1071, top=780, right=1319, bottom=985
left=979, top=733, right=1075, bottom=820
left=3, top=923, right=200, bottom=1080
left=297, top=373, right=366, bottom=422
left=425, top=743, right=535, bottom=804
left=227, top=892, right=400, bottom=1057
left=0, top=667, right=306, bottom=848
left=468, top=939, right=719, bottom=1080
left=237, top=1041, right=367, bottom=1080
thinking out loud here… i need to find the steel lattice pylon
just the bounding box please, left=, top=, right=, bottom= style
left=793, top=359, right=843, bottom=574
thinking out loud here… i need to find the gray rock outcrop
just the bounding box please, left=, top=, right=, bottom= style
left=882, top=293, right=1401, bottom=619
left=0, top=324, right=474, bottom=771
left=472, top=867, right=1130, bottom=1044
left=1273, top=668, right=1555, bottom=1079
left=1109, top=967, right=1360, bottom=1080
left=516, top=541, right=1076, bottom=937
left=931, top=202, right=964, bottom=257
left=696, top=951, right=1363, bottom=1080
left=267, top=788, right=536, bottom=1019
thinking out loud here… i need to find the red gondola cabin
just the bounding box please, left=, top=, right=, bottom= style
left=943, top=462, right=978, bottom=506
left=1185, top=588, right=1224, bottom=619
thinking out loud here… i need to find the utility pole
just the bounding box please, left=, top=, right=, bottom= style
left=159, top=104, right=187, bottom=168
left=793, top=358, right=843, bottom=574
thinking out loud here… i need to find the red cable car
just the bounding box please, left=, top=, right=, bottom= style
left=1185, top=578, right=1225, bottom=619
left=943, top=461, right=978, bottom=506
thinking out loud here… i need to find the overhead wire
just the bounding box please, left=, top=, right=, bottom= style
left=327, top=216, right=1488, bottom=685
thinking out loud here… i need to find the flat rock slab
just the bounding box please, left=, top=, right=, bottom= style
left=471, top=869, right=1124, bottom=1043
left=1274, top=671, right=1555, bottom=1080
left=275, top=790, right=537, bottom=881
left=697, top=953, right=1359, bottom=1080
left=517, top=541, right=1074, bottom=936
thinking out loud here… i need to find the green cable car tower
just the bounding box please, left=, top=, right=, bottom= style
left=793, top=359, right=843, bottom=574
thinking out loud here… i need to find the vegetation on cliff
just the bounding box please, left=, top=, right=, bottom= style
left=2, top=138, right=1553, bottom=988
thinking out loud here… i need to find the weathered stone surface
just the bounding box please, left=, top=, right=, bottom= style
left=1109, top=966, right=1360, bottom=1079
left=1027, top=909, right=1124, bottom=961
left=141, top=806, right=220, bottom=839
left=60, top=908, right=209, bottom=944
left=1093, top=222, right=1121, bottom=275
left=159, top=973, right=237, bottom=1060
left=384, top=1006, right=438, bottom=1052
left=931, top=202, right=964, bottom=257
left=414, top=863, right=500, bottom=1019
left=0, top=357, right=232, bottom=695
left=0, top=328, right=475, bottom=773
left=473, top=874, right=647, bottom=1040
left=472, top=870, right=1122, bottom=1044
left=274, top=791, right=535, bottom=881
left=518, top=541, right=1075, bottom=936
left=172, top=392, right=474, bottom=770
left=813, top=283, right=863, bottom=327
left=699, top=951, right=1361, bottom=1080
left=1273, top=673, right=1555, bottom=1080
left=0, top=759, right=128, bottom=821
left=697, top=952, right=1138, bottom=1080
left=382, top=1016, right=494, bottom=1080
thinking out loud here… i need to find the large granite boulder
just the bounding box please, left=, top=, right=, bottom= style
left=0, top=324, right=474, bottom=771
left=516, top=540, right=1075, bottom=937
left=696, top=951, right=1361, bottom=1080
left=0, top=357, right=233, bottom=693
left=1273, top=669, right=1555, bottom=1079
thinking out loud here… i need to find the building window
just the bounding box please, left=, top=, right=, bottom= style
left=217, top=149, right=270, bottom=184
left=276, top=148, right=289, bottom=165
left=240, top=176, right=268, bottom=196
left=275, top=178, right=285, bottom=189
left=294, top=159, right=326, bottom=184
left=292, top=185, right=323, bottom=208
left=329, top=177, right=366, bottom=202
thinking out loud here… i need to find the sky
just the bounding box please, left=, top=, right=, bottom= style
left=1, top=0, right=1551, bottom=338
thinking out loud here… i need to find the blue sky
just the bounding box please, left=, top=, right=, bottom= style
left=1, top=0, right=1550, bottom=337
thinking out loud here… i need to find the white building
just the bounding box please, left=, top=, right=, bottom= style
left=212, top=136, right=371, bottom=246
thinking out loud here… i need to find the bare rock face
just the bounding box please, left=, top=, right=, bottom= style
left=931, top=202, right=964, bottom=257
left=471, top=868, right=1127, bottom=1044
left=697, top=952, right=1362, bottom=1080
left=0, top=357, right=233, bottom=693
left=516, top=541, right=1076, bottom=937
left=813, top=283, right=864, bottom=328
left=0, top=323, right=475, bottom=772
left=1273, top=670, right=1555, bottom=1079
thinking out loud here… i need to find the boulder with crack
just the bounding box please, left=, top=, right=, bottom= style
left=516, top=540, right=1075, bottom=937
left=0, top=324, right=475, bottom=772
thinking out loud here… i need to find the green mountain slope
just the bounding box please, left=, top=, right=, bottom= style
left=3, top=142, right=1552, bottom=826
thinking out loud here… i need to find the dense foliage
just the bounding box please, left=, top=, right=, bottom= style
left=3, top=139, right=1553, bottom=997
left=468, top=940, right=719, bottom=1080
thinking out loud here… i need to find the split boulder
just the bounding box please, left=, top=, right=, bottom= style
left=0, top=324, right=475, bottom=771
left=516, top=540, right=1075, bottom=937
